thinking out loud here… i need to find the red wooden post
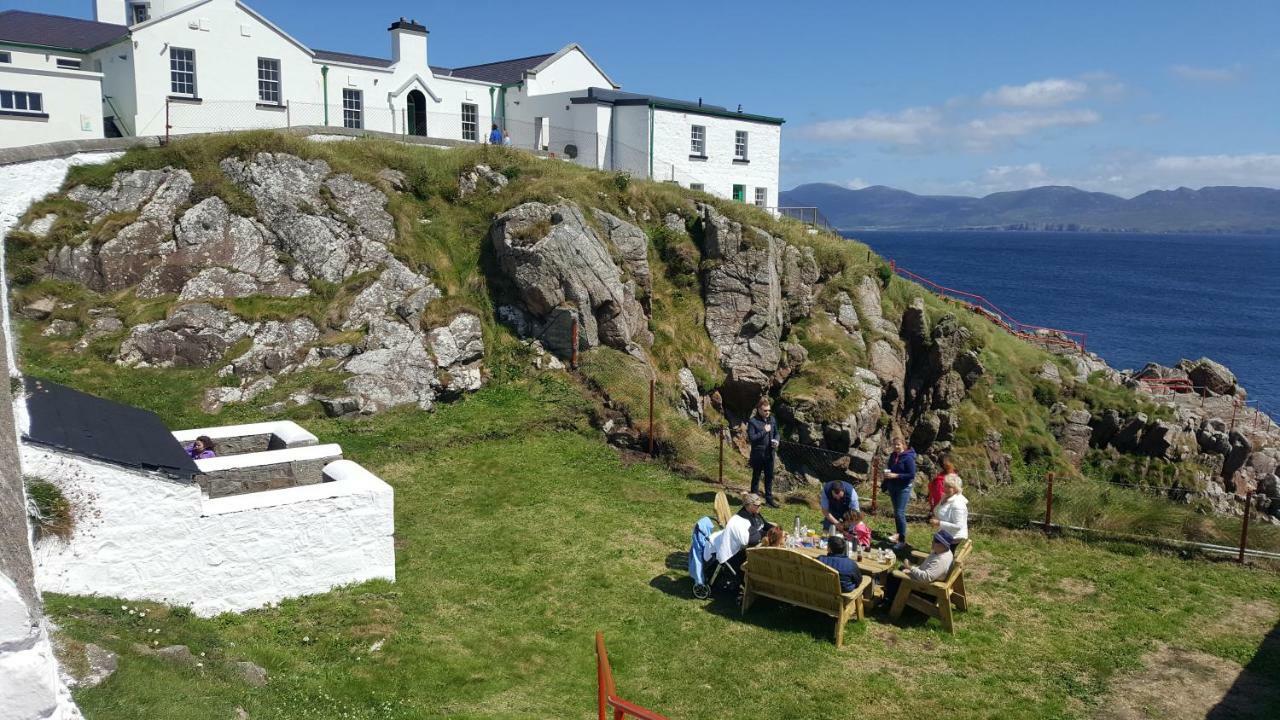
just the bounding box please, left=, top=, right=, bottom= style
left=870, top=466, right=879, bottom=515
left=1239, top=491, right=1253, bottom=564
left=647, top=379, right=655, bottom=457
left=1044, top=471, right=1056, bottom=532
left=717, top=426, right=724, bottom=484
left=570, top=318, right=579, bottom=369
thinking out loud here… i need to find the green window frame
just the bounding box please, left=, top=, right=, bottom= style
left=732, top=184, right=746, bottom=202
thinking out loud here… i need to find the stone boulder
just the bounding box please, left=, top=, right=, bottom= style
left=1180, top=357, right=1237, bottom=396
left=22, top=212, right=58, bottom=238
left=491, top=202, right=650, bottom=359
left=1052, top=407, right=1094, bottom=463
left=341, top=318, right=440, bottom=413
left=781, top=244, right=820, bottom=322
left=457, top=164, right=508, bottom=198
left=226, top=318, right=319, bottom=376
left=678, top=367, right=703, bottom=423
left=118, top=303, right=254, bottom=368
left=593, top=209, right=653, bottom=301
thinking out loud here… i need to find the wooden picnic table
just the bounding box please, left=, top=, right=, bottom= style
left=797, top=545, right=897, bottom=602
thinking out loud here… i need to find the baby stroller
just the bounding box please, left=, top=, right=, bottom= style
left=689, top=516, right=736, bottom=599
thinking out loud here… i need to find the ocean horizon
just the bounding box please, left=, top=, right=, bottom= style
left=847, top=230, right=1280, bottom=411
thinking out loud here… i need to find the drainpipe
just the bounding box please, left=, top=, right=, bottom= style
left=321, top=65, right=329, bottom=126
left=488, top=86, right=495, bottom=127
left=648, top=102, right=654, bottom=180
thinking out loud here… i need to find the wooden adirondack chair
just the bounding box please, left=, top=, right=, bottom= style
left=889, top=539, right=972, bottom=633
left=713, top=490, right=732, bottom=527
left=741, top=547, right=872, bottom=648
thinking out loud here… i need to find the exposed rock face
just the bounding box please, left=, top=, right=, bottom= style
left=220, top=154, right=393, bottom=283
left=1051, top=405, right=1094, bottom=463
left=118, top=303, right=254, bottom=368
left=491, top=201, right=651, bottom=359
left=678, top=367, right=704, bottom=423
left=457, top=164, right=508, bottom=198
left=697, top=203, right=792, bottom=411
left=593, top=209, right=652, bottom=301
left=1181, top=357, right=1238, bottom=396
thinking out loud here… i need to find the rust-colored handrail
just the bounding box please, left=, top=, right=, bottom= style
left=596, top=632, right=671, bottom=720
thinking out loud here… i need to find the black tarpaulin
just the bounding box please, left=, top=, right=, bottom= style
left=22, top=377, right=198, bottom=480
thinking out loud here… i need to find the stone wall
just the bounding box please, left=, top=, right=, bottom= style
left=24, top=445, right=394, bottom=616
left=174, top=419, right=321, bottom=457
left=193, top=444, right=343, bottom=497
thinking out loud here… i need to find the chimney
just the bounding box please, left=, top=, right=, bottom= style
left=94, top=0, right=127, bottom=25
left=389, top=17, right=428, bottom=67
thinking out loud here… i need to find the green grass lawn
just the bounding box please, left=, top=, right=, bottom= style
left=44, top=376, right=1280, bottom=719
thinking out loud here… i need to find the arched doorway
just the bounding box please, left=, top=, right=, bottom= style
left=406, top=90, right=427, bottom=136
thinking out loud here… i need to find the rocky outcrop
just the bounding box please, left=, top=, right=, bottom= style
left=457, top=164, right=508, bottom=198
left=593, top=209, right=652, bottom=301
left=118, top=303, right=254, bottom=368
left=490, top=201, right=651, bottom=359
left=696, top=202, right=819, bottom=411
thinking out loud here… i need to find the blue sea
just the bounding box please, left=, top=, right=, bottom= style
left=848, top=231, right=1280, bottom=410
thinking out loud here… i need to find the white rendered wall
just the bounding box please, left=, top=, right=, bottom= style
left=24, top=445, right=395, bottom=617
left=522, top=48, right=611, bottom=97
left=173, top=419, right=318, bottom=447
left=610, top=104, right=651, bottom=178
left=0, top=575, right=82, bottom=720
left=651, top=108, right=781, bottom=207
left=0, top=47, right=106, bottom=149
left=90, top=40, right=138, bottom=136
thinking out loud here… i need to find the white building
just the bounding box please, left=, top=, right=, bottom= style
left=0, top=0, right=782, bottom=203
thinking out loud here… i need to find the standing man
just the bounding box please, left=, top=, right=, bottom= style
left=883, top=436, right=917, bottom=548
left=748, top=399, right=781, bottom=508
left=820, top=479, right=859, bottom=534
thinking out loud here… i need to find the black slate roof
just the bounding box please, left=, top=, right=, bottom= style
left=0, top=10, right=128, bottom=52
left=449, top=52, right=555, bottom=84
left=23, top=377, right=198, bottom=480
left=571, top=87, right=785, bottom=124
left=313, top=48, right=394, bottom=68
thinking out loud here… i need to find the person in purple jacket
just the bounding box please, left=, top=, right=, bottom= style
left=883, top=436, right=917, bottom=548
left=186, top=435, right=216, bottom=460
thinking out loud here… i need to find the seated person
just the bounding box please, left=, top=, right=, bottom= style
left=818, top=536, right=862, bottom=593
left=762, top=525, right=786, bottom=547
left=842, top=509, right=872, bottom=550
left=702, top=494, right=772, bottom=584
left=186, top=435, right=216, bottom=460
left=929, top=475, right=969, bottom=551
left=820, top=480, right=859, bottom=534
left=885, top=530, right=954, bottom=600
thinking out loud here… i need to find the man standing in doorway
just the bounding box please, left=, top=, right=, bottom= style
left=748, top=399, right=781, bottom=508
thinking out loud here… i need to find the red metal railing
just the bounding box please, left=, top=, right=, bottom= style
left=596, top=632, right=670, bottom=720
left=891, top=261, right=1087, bottom=354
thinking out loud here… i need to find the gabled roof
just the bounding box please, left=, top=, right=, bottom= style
left=526, top=43, right=619, bottom=89
left=313, top=49, right=394, bottom=68
left=0, top=10, right=128, bottom=52
left=23, top=377, right=199, bottom=480
left=449, top=52, right=556, bottom=84
left=571, top=87, right=785, bottom=125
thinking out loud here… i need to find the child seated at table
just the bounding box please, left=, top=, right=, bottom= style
left=841, top=510, right=871, bottom=550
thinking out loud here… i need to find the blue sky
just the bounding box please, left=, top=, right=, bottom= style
left=7, top=0, right=1279, bottom=196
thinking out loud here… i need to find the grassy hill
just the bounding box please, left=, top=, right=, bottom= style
left=7, top=133, right=1280, bottom=718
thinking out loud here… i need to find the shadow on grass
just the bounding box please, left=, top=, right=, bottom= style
left=1207, top=617, right=1280, bottom=719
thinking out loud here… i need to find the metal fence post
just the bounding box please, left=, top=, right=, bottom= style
left=647, top=379, right=655, bottom=457
left=718, top=426, right=724, bottom=484
left=1239, top=491, right=1253, bottom=563
left=570, top=318, right=579, bottom=370
left=286, top=99, right=291, bottom=128
left=164, top=97, right=170, bottom=145
left=1044, top=471, right=1056, bottom=532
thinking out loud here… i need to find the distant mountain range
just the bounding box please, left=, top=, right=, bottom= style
left=778, top=184, right=1280, bottom=234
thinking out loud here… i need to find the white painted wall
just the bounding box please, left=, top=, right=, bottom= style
left=173, top=419, right=317, bottom=447
left=651, top=108, right=781, bottom=207
left=0, top=575, right=82, bottom=720
left=89, top=40, right=138, bottom=136
left=0, top=47, right=106, bottom=149
left=522, top=47, right=612, bottom=97
left=24, top=444, right=395, bottom=617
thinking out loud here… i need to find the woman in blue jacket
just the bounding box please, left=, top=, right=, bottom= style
left=883, top=436, right=917, bottom=547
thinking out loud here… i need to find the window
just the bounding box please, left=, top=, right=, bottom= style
left=690, top=183, right=704, bottom=192
left=732, top=184, right=746, bottom=202
left=131, top=3, right=150, bottom=24
left=0, top=52, right=10, bottom=64
left=0, top=90, right=44, bottom=115
left=690, top=124, right=706, bottom=156
left=342, top=88, right=362, bottom=129
left=56, top=58, right=82, bottom=70
left=735, top=130, right=749, bottom=161
left=169, top=47, right=196, bottom=95
left=257, top=58, right=281, bottom=104
left=461, top=103, right=478, bottom=141
left=754, top=187, right=767, bottom=207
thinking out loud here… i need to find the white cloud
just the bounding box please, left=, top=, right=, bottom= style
left=960, top=109, right=1100, bottom=150
left=797, top=107, right=941, bottom=145
left=982, top=78, right=1088, bottom=107
left=1170, top=64, right=1244, bottom=83
left=1149, top=154, right=1280, bottom=187
left=844, top=178, right=872, bottom=190
left=982, top=163, right=1050, bottom=186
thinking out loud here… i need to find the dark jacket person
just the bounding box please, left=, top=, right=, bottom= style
left=747, top=399, right=781, bottom=508
left=818, top=536, right=862, bottom=593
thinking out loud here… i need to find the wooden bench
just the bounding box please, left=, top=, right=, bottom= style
left=888, top=539, right=972, bottom=633
left=741, top=547, right=873, bottom=648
